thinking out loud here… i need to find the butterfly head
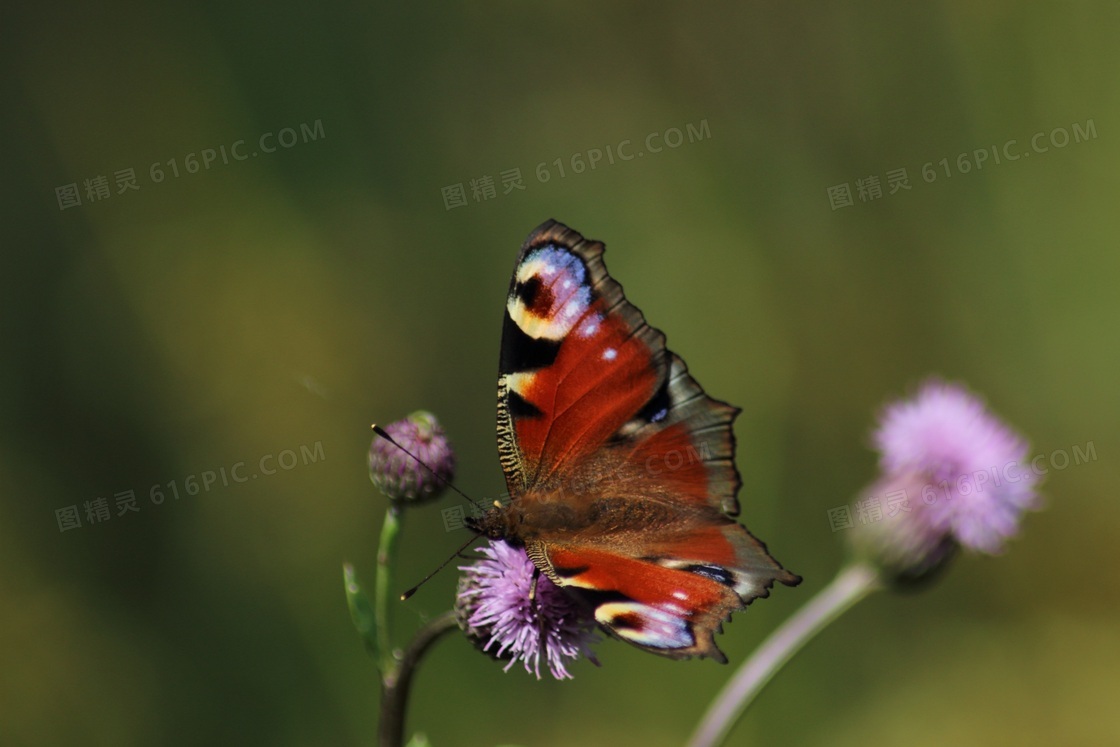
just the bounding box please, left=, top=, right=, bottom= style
left=464, top=501, right=515, bottom=541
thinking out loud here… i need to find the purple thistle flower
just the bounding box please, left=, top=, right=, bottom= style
left=852, top=380, right=1041, bottom=578
left=369, top=411, right=455, bottom=504
left=456, top=540, right=600, bottom=680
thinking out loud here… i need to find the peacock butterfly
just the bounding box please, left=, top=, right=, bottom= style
left=467, top=220, right=799, bottom=662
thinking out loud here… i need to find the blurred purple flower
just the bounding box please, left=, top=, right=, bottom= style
left=853, top=380, right=1041, bottom=577
left=369, top=411, right=455, bottom=504
left=456, top=540, right=600, bottom=680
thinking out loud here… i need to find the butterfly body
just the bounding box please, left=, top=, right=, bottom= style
left=467, top=220, right=799, bottom=662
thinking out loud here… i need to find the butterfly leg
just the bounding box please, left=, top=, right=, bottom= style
left=528, top=565, right=541, bottom=603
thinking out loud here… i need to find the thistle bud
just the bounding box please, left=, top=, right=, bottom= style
left=368, top=411, right=455, bottom=504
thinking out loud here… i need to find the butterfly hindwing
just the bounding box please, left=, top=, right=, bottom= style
left=528, top=519, right=795, bottom=661
left=493, top=219, right=799, bottom=661
left=539, top=544, right=743, bottom=662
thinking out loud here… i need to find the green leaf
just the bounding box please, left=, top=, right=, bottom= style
left=405, top=733, right=432, bottom=747
left=343, top=563, right=377, bottom=657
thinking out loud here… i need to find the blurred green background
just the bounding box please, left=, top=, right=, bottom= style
left=2, top=2, right=1118, bottom=745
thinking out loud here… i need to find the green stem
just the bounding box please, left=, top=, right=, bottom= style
left=375, top=504, right=404, bottom=678
left=378, top=611, right=459, bottom=747
left=687, top=562, right=883, bottom=747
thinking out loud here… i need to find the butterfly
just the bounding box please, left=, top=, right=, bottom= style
left=467, top=220, right=799, bottom=662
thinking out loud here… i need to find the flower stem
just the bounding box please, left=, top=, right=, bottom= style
left=375, top=504, right=403, bottom=677
left=378, top=611, right=459, bottom=747
left=687, top=562, right=882, bottom=747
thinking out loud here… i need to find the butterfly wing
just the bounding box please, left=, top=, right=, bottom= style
left=496, top=220, right=663, bottom=493
left=496, top=220, right=799, bottom=661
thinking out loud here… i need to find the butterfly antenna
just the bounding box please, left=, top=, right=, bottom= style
left=400, top=531, right=484, bottom=601
left=370, top=424, right=485, bottom=512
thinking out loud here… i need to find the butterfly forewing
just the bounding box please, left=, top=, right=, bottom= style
left=498, top=221, right=663, bottom=489
left=493, top=219, right=799, bottom=661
